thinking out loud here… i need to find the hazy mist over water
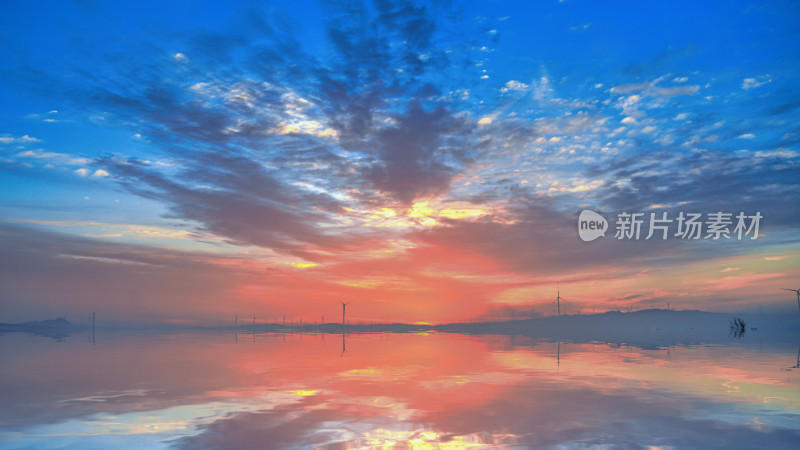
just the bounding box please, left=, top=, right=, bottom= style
left=1, top=328, right=799, bottom=449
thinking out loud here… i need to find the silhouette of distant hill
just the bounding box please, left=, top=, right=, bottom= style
left=435, top=309, right=800, bottom=348
left=0, top=318, right=77, bottom=340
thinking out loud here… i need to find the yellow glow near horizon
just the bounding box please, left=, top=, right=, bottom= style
left=337, top=280, right=385, bottom=289
left=289, top=390, right=319, bottom=396
left=342, top=200, right=495, bottom=230
left=439, top=208, right=486, bottom=219
left=419, top=217, right=439, bottom=226
left=409, top=201, right=488, bottom=222
left=288, top=262, right=319, bottom=269
left=361, top=201, right=489, bottom=228
left=408, top=201, right=438, bottom=218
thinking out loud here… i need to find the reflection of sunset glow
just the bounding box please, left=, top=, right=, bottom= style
left=1, top=331, right=799, bottom=448
left=360, top=429, right=500, bottom=449
left=339, top=368, right=382, bottom=378
left=492, top=343, right=800, bottom=410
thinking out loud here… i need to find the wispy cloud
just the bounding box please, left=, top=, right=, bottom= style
left=17, top=149, right=88, bottom=166
left=0, top=134, right=41, bottom=144
left=742, top=75, right=772, bottom=90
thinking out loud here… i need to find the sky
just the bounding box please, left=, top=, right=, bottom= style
left=0, top=0, right=798, bottom=325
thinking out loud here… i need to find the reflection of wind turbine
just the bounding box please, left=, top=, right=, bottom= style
left=785, top=344, right=800, bottom=371
left=782, top=288, right=800, bottom=313
left=557, top=341, right=561, bottom=371
left=794, top=345, right=800, bottom=369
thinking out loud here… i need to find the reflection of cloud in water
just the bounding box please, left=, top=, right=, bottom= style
left=171, top=374, right=800, bottom=449
left=175, top=400, right=511, bottom=449
left=492, top=342, right=800, bottom=410
left=0, top=391, right=335, bottom=448
left=0, top=332, right=799, bottom=448
left=174, top=337, right=800, bottom=448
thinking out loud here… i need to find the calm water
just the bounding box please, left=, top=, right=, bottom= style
left=1, top=330, right=799, bottom=449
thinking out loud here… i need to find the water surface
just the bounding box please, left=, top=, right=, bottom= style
left=1, top=329, right=799, bottom=448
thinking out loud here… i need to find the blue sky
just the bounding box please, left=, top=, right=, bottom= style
left=1, top=0, right=799, bottom=324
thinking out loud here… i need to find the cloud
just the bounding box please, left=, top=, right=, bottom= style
left=25, top=110, right=59, bottom=122
left=16, top=150, right=89, bottom=166
left=30, top=0, right=485, bottom=252
left=582, top=144, right=800, bottom=232
left=610, top=82, right=652, bottom=94
left=22, top=0, right=486, bottom=230
left=754, top=149, right=798, bottom=159
left=610, top=79, right=699, bottom=98
left=364, top=101, right=472, bottom=203
left=742, top=75, right=772, bottom=90
left=16, top=219, right=201, bottom=241
left=650, top=85, right=700, bottom=97
left=0, top=134, right=41, bottom=144
left=500, top=80, right=529, bottom=93
left=570, top=22, right=592, bottom=32
left=0, top=223, right=259, bottom=323
left=100, top=152, right=397, bottom=263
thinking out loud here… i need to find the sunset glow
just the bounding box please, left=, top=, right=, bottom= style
left=0, top=0, right=798, bottom=326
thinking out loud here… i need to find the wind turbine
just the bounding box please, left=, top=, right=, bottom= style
left=340, top=299, right=350, bottom=326
left=553, top=283, right=571, bottom=316
left=782, top=288, right=800, bottom=313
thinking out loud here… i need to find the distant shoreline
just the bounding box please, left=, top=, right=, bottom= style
left=3, top=310, right=798, bottom=348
